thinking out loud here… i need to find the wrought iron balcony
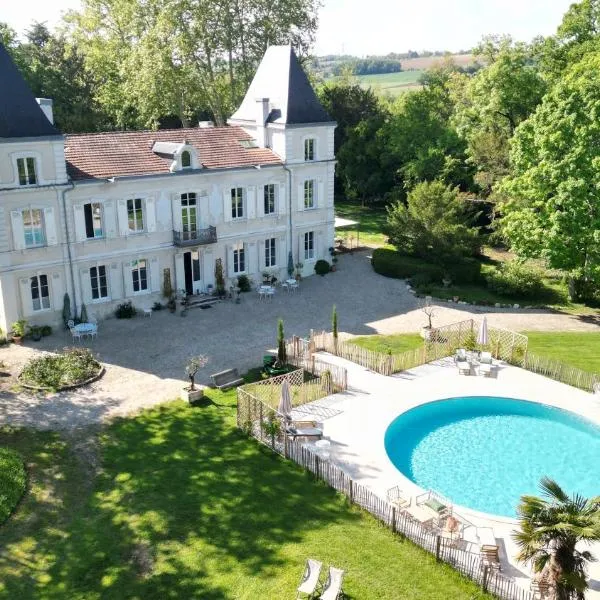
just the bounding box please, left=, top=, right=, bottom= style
left=173, top=226, right=217, bottom=247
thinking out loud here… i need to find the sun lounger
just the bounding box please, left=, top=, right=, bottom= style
left=210, top=368, right=243, bottom=390
left=478, top=352, right=496, bottom=377
left=296, top=558, right=322, bottom=599
left=457, top=361, right=471, bottom=375
left=287, top=421, right=323, bottom=441
left=320, top=566, right=345, bottom=600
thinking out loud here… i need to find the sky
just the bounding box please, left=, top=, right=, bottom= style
left=0, top=0, right=576, bottom=56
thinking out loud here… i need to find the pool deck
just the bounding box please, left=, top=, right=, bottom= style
left=291, top=354, right=600, bottom=597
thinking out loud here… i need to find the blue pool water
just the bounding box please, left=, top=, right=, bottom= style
left=384, top=396, right=600, bottom=517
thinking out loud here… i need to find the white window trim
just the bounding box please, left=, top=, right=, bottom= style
left=131, top=259, right=150, bottom=295
left=232, top=243, right=246, bottom=274
left=265, top=237, right=277, bottom=268
left=89, top=264, right=110, bottom=303
left=304, top=179, right=316, bottom=210
left=22, top=206, right=46, bottom=249
left=84, top=201, right=105, bottom=240
left=30, top=273, right=51, bottom=312
left=126, top=197, right=146, bottom=235
left=10, top=151, right=44, bottom=187
left=231, top=187, right=245, bottom=220
left=170, top=144, right=199, bottom=172
left=304, top=231, right=315, bottom=261
left=263, top=183, right=277, bottom=216
left=303, top=136, right=316, bottom=161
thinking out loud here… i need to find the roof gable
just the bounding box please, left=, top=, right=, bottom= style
left=230, top=45, right=332, bottom=125
left=0, top=42, right=61, bottom=139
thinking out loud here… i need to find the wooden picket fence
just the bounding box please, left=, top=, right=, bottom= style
left=236, top=388, right=534, bottom=600
left=520, top=353, right=599, bottom=394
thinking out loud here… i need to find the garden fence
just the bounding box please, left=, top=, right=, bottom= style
left=520, top=353, right=599, bottom=394
left=237, top=388, right=534, bottom=600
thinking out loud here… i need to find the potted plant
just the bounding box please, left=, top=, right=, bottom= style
left=28, top=325, right=43, bottom=342
left=294, top=262, right=304, bottom=281
left=420, top=302, right=436, bottom=341
left=262, top=270, right=270, bottom=284
left=167, top=295, right=177, bottom=313
left=331, top=256, right=339, bottom=272
left=182, top=355, right=208, bottom=403
left=11, top=319, right=27, bottom=344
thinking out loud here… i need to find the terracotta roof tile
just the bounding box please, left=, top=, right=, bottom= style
left=64, top=126, right=282, bottom=181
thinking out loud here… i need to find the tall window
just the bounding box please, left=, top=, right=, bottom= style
left=231, top=188, right=244, bottom=219
left=22, top=208, right=45, bottom=248
left=31, top=274, right=50, bottom=311
left=181, top=150, right=192, bottom=168
left=181, top=193, right=197, bottom=240
left=264, top=184, right=275, bottom=215
left=304, top=231, right=315, bottom=260
left=304, top=180, right=315, bottom=209
left=17, top=157, right=37, bottom=185
left=265, top=237, right=276, bottom=267
left=90, top=266, right=108, bottom=300
left=127, top=198, right=144, bottom=233
left=132, top=259, right=148, bottom=292
left=233, top=243, right=245, bottom=273
left=304, top=138, right=315, bottom=161
left=84, top=202, right=103, bottom=239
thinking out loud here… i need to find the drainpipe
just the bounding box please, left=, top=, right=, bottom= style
left=60, top=182, right=77, bottom=318
left=283, top=165, right=293, bottom=264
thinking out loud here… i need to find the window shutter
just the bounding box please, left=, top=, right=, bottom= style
left=298, top=234, right=304, bottom=262
left=258, top=240, right=265, bottom=269
left=278, top=183, right=286, bottom=216
left=247, top=242, right=257, bottom=274
left=174, top=253, right=185, bottom=292
left=227, top=246, right=235, bottom=278
left=11, top=211, right=25, bottom=250
left=80, top=268, right=92, bottom=304
left=145, top=197, right=157, bottom=232
left=103, top=201, right=116, bottom=238
left=51, top=273, right=62, bottom=311
left=247, top=186, right=256, bottom=219
left=279, top=238, right=287, bottom=272
left=318, top=179, right=325, bottom=209
left=172, top=194, right=183, bottom=232
left=123, top=261, right=134, bottom=297
left=297, top=183, right=304, bottom=212
left=118, top=200, right=129, bottom=236
left=109, top=263, right=122, bottom=299
left=74, top=205, right=86, bottom=242
left=44, top=207, right=58, bottom=246
left=223, top=189, right=232, bottom=223
left=150, top=257, right=160, bottom=292
left=19, top=277, right=32, bottom=316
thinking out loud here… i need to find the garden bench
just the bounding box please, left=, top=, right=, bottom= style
left=210, top=368, right=243, bottom=390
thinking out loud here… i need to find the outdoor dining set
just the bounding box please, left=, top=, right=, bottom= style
left=67, top=318, right=98, bottom=342
left=257, top=278, right=299, bottom=300
left=455, top=316, right=497, bottom=377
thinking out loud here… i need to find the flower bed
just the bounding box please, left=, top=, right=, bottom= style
left=0, top=447, right=26, bottom=525
left=19, top=348, right=103, bottom=392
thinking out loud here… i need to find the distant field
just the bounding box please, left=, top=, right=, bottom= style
left=356, top=71, right=423, bottom=96
left=400, top=53, right=477, bottom=70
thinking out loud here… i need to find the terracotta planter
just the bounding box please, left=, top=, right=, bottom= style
left=11, top=335, right=23, bottom=345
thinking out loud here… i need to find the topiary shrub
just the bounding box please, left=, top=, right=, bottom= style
left=0, top=447, right=26, bottom=525
left=485, top=262, right=544, bottom=299
left=371, top=248, right=444, bottom=281
left=314, top=259, right=331, bottom=276
left=115, top=300, right=137, bottom=319
left=237, top=274, right=251, bottom=292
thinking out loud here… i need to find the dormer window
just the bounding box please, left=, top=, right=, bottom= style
left=304, top=138, right=315, bottom=161
left=181, top=150, right=192, bottom=168
left=17, top=157, right=37, bottom=185
left=151, top=141, right=199, bottom=172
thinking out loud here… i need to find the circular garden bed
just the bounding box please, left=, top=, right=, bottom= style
left=0, top=448, right=26, bottom=525
left=19, top=348, right=103, bottom=392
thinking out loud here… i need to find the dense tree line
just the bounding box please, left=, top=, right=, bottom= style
left=320, top=1, right=600, bottom=300
left=331, top=58, right=402, bottom=76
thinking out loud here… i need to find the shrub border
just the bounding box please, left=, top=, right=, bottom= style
left=18, top=364, right=105, bottom=392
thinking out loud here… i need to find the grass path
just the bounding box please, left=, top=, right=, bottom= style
left=0, top=387, right=492, bottom=599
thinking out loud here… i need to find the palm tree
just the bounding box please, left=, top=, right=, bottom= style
left=513, top=477, right=600, bottom=600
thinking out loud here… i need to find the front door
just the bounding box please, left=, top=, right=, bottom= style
left=183, top=250, right=202, bottom=295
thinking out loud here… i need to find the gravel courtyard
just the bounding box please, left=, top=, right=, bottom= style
left=1, top=250, right=597, bottom=429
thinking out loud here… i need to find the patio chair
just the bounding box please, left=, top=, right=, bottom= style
left=530, top=573, right=551, bottom=599
left=478, top=352, right=495, bottom=377
left=70, top=327, right=82, bottom=343
left=455, top=348, right=467, bottom=362
left=480, top=545, right=501, bottom=571
left=386, top=485, right=411, bottom=509
left=319, top=566, right=345, bottom=600
left=456, top=360, right=471, bottom=375
left=67, top=319, right=75, bottom=329
left=286, top=420, right=323, bottom=441
left=296, top=558, right=322, bottom=599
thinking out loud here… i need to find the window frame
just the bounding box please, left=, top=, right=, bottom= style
left=181, top=192, right=198, bottom=237
left=304, top=231, right=315, bottom=261
left=304, top=138, right=315, bottom=161
left=265, top=237, right=277, bottom=268
left=131, top=259, right=149, bottom=294
left=304, top=180, right=315, bottom=209
left=231, top=187, right=244, bottom=220
left=181, top=150, right=192, bottom=169
left=17, top=156, right=38, bottom=186
left=233, top=243, right=246, bottom=274
left=127, top=198, right=145, bottom=234
left=22, top=207, right=45, bottom=248
left=90, top=265, right=109, bottom=301
left=263, top=184, right=276, bottom=215
left=84, top=202, right=104, bottom=239
left=31, top=274, right=50, bottom=312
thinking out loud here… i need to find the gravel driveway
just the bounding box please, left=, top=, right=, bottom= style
left=1, top=250, right=597, bottom=430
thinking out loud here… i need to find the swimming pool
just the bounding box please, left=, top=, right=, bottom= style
left=384, top=396, right=600, bottom=517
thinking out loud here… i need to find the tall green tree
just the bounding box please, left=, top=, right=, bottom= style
left=498, top=51, right=600, bottom=290
left=514, top=477, right=600, bottom=600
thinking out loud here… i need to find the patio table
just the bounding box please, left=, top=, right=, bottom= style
left=258, top=285, right=275, bottom=300
left=74, top=323, right=96, bottom=335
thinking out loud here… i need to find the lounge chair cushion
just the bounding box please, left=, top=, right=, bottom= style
left=424, top=498, right=446, bottom=513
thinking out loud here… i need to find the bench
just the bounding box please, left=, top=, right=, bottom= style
left=210, top=368, right=243, bottom=390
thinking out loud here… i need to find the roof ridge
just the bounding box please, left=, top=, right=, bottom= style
left=65, top=125, right=242, bottom=139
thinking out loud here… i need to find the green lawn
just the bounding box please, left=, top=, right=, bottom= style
left=0, top=447, right=26, bottom=524
left=335, top=200, right=388, bottom=247
left=524, top=331, right=600, bottom=374
left=0, top=386, right=492, bottom=599
left=351, top=333, right=423, bottom=354
left=356, top=71, right=423, bottom=96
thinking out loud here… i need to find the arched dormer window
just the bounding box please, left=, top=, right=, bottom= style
left=181, top=150, right=192, bottom=168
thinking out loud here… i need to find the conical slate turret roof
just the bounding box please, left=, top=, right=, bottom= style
left=230, top=45, right=333, bottom=125
left=0, top=42, right=60, bottom=138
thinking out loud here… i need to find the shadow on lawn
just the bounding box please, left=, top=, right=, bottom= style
left=0, top=399, right=358, bottom=598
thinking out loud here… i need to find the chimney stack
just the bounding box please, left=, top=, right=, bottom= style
left=255, top=97, right=269, bottom=147
left=36, top=98, right=54, bottom=125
